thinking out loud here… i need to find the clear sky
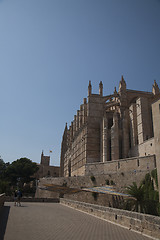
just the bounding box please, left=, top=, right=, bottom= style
left=0, top=0, right=160, bottom=166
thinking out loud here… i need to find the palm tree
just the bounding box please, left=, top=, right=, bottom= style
left=126, top=182, right=145, bottom=213
left=125, top=172, right=160, bottom=216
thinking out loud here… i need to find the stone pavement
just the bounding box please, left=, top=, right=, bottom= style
left=0, top=202, right=153, bottom=240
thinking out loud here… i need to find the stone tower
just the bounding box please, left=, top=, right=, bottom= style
left=40, top=151, right=50, bottom=166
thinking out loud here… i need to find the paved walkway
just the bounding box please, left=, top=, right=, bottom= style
left=0, top=202, right=152, bottom=240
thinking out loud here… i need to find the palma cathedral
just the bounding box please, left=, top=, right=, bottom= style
left=60, top=77, right=160, bottom=189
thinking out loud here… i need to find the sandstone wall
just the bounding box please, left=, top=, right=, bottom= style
left=36, top=169, right=154, bottom=198
left=63, top=191, right=125, bottom=208
left=71, top=166, right=85, bottom=176
left=136, top=97, right=153, bottom=144
left=36, top=179, right=125, bottom=208
left=152, top=99, right=160, bottom=201
left=138, top=138, right=155, bottom=157
left=63, top=125, right=87, bottom=177
left=85, top=155, right=156, bottom=177
left=35, top=165, right=60, bottom=179
left=36, top=155, right=156, bottom=198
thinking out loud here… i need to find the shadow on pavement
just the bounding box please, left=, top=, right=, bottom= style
left=0, top=206, right=10, bottom=240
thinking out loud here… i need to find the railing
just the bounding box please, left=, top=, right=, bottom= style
left=0, top=193, right=5, bottom=209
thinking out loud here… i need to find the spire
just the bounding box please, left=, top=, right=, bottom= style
left=83, top=98, right=87, bottom=104
left=88, top=80, right=92, bottom=96
left=99, top=81, right=103, bottom=96
left=40, top=150, right=44, bottom=165
left=63, top=122, right=68, bottom=138
left=152, top=80, right=160, bottom=95
left=118, top=75, right=126, bottom=93
left=114, top=87, right=117, bottom=95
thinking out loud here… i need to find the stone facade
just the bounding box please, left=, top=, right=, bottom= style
left=60, top=77, right=160, bottom=177
left=152, top=98, right=160, bottom=200
left=35, top=151, right=60, bottom=179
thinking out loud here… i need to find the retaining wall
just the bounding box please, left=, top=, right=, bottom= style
left=5, top=196, right=59, bottom=203
left=85, top=155, right=156, bottom=176
left=36, top=165, right=156, bottom=198
left=60, top=198, right=160, bottom=239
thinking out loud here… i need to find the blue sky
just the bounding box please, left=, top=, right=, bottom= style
left=0, top=0, right=160, bottom=166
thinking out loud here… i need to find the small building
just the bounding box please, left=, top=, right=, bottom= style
left=35, top=151, right=60, bottom=179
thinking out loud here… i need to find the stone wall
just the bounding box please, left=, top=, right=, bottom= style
left=85, top=155, right=156, bottom=176
left=63, top=191, right=125, bottom=208
left=35, top=164, right=60, bottom=179
left=37, top=185, right=124, bottom=208
left=138, top=138, right=155, bottom=157
left=36, top=155, right=156, bottom=198
left=60, top=198, right=160, bottom=239
left=152, top=99, right=160, bottom=201
left=71, top=166, right=85, bottom=176
left=35, top=187, right=60, bottom=199
left=36, top=179, right=125, bottom=208
left=136, top=97, right=153, bottom=144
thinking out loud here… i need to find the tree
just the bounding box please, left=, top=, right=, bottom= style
left=5, top=158, right=39, bottom=186
left=142, top=171, right=159, bottom=215
left=126, top=182, right=145, bottom=213
left=126, top=170, right=160, bottom=216
left=0, top=157, right=6, bottom=179
left=0, top=157, right=11, bottom=195
left=0, top=180, right=11, bottom=195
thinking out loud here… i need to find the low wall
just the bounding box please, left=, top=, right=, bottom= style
left=5, top=196, right=59, bottom=203
left=0, top=193, right=5, bottom=208
left=60, top=198, right=160, bottom=239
